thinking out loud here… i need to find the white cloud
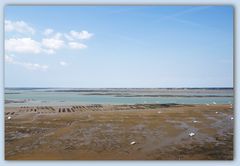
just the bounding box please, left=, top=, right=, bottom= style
left=59, top=61, right=68, bottom=66
left=5, top=20, right=35, bottom=34
left=5, top=55, right=48, bottom=71
left=5, top=37, right=59, bottom=55
left=42, top=37, right=64, bottom=50
left=5, top=38, right=42, bottom=54
left=43, top=28, right=54, bottom=36
left=53, top=32, right=62, bottom=39
left=43, top=49, right=55, bottom=54
left=64, top=33, right=74, bottom=41
left=5, top=55, right=15, bottom=63
left=68, top=42, right=87, bottom=49
left=21, top=62, right=48, bottom=71
left=69, top=30, right=93, bottom=40
left=5, top=20, right=93, bottom=55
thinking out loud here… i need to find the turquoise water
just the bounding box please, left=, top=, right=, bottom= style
left=5, top=88, right=234, bottom=107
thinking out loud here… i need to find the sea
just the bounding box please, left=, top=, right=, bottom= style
left=5, top=88, right=234, bottom=107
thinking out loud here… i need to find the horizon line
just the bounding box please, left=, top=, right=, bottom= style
left=5, top=86, right=234, bottom=89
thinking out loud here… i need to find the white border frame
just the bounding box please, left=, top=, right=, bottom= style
left=0, top=0, right=238, bottom=166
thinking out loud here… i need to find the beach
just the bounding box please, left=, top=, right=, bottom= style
left=4, top=4, right=234, bottom=162
left=5, top=103, right=233, bottom=160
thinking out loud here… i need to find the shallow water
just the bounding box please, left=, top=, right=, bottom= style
left=5, top=88, right=234, bottom=107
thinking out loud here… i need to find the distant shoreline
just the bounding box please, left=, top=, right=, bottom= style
left=80, top=93, right=233, bottom=98
left=5, top=88, right=234, bottom=107
left=5, top=87, right=234, bottom=90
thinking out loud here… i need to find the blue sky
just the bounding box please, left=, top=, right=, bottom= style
left=4, top=6, right=233, bottom=88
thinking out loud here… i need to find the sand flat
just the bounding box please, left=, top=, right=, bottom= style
left=5, top=104, right=233, bottom=160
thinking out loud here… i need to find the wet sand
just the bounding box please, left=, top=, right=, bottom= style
left=5, top=104, right=234, bottom=160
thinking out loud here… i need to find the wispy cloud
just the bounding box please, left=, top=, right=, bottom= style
left=152, top=6, right=223, bottom=32
left=5, top=54, right=15, bottom=63
left=42, top=37, right=65, bottom=50
left=158, top=6, right=211, bottom=21
left=69, top=30, right=94, bottom=40
left=59, top=61, right=68, bottom=66
left=68, top=42, right=87, bottom=49
left=5, top=20, right=35, bottom=34
left=5, top=55, right=49, bottom=71
left=43, top=28, right=54, bottom=36
left=21, top=62, right=49, bottom=71
left=170, top=17, right=223, bottom=32
left=64, top=33, right=74, bottom=41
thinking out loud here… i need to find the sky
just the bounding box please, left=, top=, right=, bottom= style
left=4, top=6, right=233, bottom=88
